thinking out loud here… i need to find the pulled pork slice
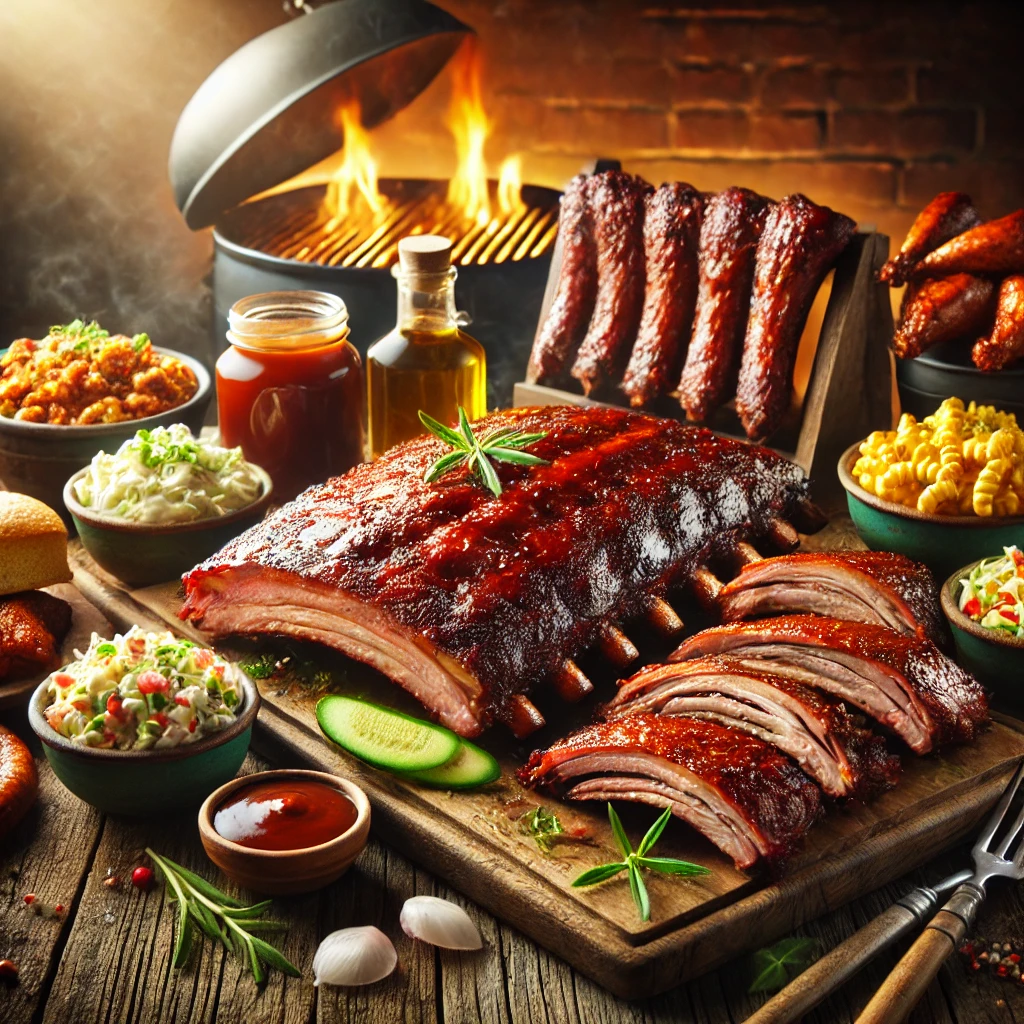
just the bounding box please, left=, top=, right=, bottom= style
left=670, top=616, right=988, bottom=755
left=518, top=714, right=821, bottom=870
left=717, top=551, right=951, bottom=651
left=604, top=656, right=900, bottom=800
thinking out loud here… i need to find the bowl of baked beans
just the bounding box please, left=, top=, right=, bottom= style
left=0, top=321, right=211, bottom=523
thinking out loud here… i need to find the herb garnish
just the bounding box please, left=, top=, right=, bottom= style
left=146, top=849, right=300, bottom=985
left=520, top=806, right=566, bottom=853
left=419, top=406, right=548, bottom=497
left=572, top=804, right=710, bottom=922
left=748, top=937, right=819, bottom=994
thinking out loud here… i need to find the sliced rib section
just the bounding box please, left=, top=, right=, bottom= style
left=518, top=714, right=822, bottom=870
left=670, top=615, right=988, bottom=754
left=604, top=657, right=900, bottom=800
left=716, top=551, right=951, bottom=651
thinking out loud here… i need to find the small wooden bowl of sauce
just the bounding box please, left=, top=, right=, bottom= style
left=198, top=769, right=370, bottom=895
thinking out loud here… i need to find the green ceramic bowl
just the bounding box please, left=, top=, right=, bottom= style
left=63, top=465, right=273, bottom=586
left=28, top=672, right=260, bottom=816
left=0, top=347, right=211, bottom=526
left=838, top=442, right=1024, bottom=580
left=942, top=559, right=1024, bottom=705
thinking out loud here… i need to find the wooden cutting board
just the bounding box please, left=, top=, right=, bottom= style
left=66, top=538, right=1024, bottom=998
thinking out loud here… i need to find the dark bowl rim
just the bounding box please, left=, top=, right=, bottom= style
left=942, top=558, right=1024, bottom=651
left=198, top=768, right=371, bottom=859
left=28, top=670, right=260, bottom=762
left=911, top=349, right=1024, bottom=377
left=838, top=442, right=1024, bottom=528
left=63, top=463, right=274, bottom=535
left=0, top=346, right=211, bottom=437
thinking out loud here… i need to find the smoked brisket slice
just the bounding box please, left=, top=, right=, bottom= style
left=670, top=615, right=988, bottom=754
left=717, top=551, right=952, bottom=651
left=604, top=656, right=900, bottom=800
left=181, top=406, right=812, bottom=738
left=518, top=713, right=822, bottom=870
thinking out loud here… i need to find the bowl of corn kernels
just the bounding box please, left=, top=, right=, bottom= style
left=838, top=397, right=1024, bottom=579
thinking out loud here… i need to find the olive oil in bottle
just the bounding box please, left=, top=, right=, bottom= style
left=367, top=235, right=486, bottom=457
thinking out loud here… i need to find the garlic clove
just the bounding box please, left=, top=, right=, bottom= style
left=400, top=895, right=483, bottom=950
left=312, top=926, right=398, bottom=987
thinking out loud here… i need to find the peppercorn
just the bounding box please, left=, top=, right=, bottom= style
left=22, top=893, right=34, bottom=905
left=131, top=866, right=154, bottom=890
left=0, top=959, right=17, bottom=982
left=53, top=904, right=64, bottom=915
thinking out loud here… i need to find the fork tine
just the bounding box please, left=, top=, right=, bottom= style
left=997, top=796, right=1024, bottom=860
left=975, top=761, right=1024, bottom=854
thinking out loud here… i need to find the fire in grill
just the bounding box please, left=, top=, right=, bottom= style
left=232, top=178, right=559, bottom=270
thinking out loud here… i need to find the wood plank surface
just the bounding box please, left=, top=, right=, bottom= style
left=64, top=537, right=1024, bottom=998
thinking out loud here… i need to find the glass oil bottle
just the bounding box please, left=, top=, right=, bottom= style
left=366, top=235, right=486, bottom=457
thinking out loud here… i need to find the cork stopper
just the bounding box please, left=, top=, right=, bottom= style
left=397, top=235, right=452, bottom=274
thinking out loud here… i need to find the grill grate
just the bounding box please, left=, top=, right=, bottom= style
left=233, top=181, right=560, bottom=270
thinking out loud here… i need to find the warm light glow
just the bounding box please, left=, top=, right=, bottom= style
left=446, top=40, right=493, bottom=226
left=497, top=155, right=524, bottom=217
left=324, top=100, right=382, bottom=223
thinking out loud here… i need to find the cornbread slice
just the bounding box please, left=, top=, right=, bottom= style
left=0, top=493, right=72, bottom=596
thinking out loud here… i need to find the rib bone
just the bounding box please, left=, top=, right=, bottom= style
left=733, top=541, right=763, bottom=567
left=507, top=694, right=546, bottom=738
left=645, top=596, right=685, bottom=637
left=767, top=516, right=800, bottom=550
left=691, top=566, right=724, bottom=608
left=554, top=659, right=595, bottom=702
left=599, top=624, right=640, bottom=667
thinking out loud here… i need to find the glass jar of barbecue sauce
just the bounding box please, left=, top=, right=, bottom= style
left=216, top=291, right=365, bottom=501
left=366, top=235, right=486, bottom=458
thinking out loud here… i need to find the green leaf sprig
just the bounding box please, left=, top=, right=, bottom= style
left=520, top=806, right=566, bottom=853
left=571, top=804, right=710, bottom=922
left=146, top=848, right=300, bottom=985
left=419, top=406, right=548, bottom=497
left=748, top=937, right=819, bottom=994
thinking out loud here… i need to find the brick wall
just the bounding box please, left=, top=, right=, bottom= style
left=371, top=0, right=1024, bottom=260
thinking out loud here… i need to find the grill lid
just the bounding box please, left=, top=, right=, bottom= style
left=169, top=0, right=471, bottom=230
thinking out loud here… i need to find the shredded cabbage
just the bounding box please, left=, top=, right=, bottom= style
left=73, top=423, right=263, bottom=524
left=957, top=546, right=1024, bottom=639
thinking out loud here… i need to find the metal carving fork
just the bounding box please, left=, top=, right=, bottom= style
left=743, top=760, right=1024, bottom=1024
left=855, top=760, right=1024, bottom=1024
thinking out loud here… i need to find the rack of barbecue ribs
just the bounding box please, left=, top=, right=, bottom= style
left=880, top=195, right=1024, bottom=370
left=517, top=166, right=894, bottom=496
left=181, top=405, right=825, bottom=739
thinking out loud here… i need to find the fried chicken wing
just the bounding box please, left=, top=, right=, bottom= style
left=677, top=187, right=772, bottom=422
left=621, top=183, right=704, bottom=407
left=878, top=192, right=981, bottom=286
left=0, top=591, right=72, bottom=683
left=893, top=274, right=997, bottom=360
left=526, top=175, right=597, bottom=385
left=735, top=194, right=856, bottom=440
left=911, top=209, right=1024, bottom=279
left=570, top=171, right=651, bottom=396
left=973, top=275, right=1024, bottom=371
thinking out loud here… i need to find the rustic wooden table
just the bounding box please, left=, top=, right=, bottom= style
left=3, top=706, right=1023, bottom=1024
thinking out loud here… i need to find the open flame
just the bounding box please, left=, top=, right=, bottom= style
left=322, top=39, right=522, bottom=231
left=324, top=100, right=382, bottom=224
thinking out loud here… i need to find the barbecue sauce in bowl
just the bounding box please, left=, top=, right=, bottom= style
left=213, top=778, right=358, bottom=851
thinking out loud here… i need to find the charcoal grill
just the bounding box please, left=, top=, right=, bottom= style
left=170, top=0, right=558, bottom=404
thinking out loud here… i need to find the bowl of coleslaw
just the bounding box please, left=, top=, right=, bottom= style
left=28, top=627, right=260, bottom=815
left=63, top=424, right=273, bottom=586
left=942, top=547, right=1024, bottom=701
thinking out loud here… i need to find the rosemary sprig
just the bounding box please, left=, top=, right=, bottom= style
left=146, top=848, right=300, bottom=985
left=419, top=406, right=548, bottom=497
left=571, top=805, right=710, bottom=922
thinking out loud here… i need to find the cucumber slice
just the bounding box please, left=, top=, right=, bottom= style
left=403, top=739, right=501, bottom=789
left=315, top=695, right=460, bottom=772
